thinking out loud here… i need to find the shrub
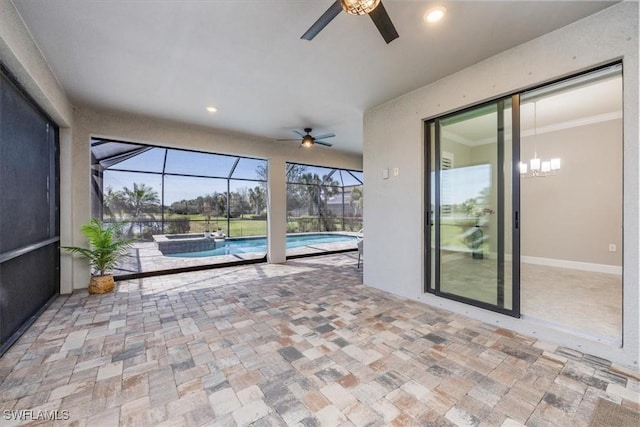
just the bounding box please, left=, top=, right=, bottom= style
left=167, top=217, right=190, bottom=234
left=140, top=222, right=161, bottom=241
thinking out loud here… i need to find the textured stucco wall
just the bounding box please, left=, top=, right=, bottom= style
left=364, top=3, right=639, bottom=367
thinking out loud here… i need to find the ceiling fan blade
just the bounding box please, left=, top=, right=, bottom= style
left=293, top=130, right=306, bottom=138
left=277, top=138, right=301, bottom=141
left=314, top=133, right=336, bottom=140
left=315, top=140, right=333, bottom=147
left=369, top=1, right=399, bottom=44
left=301, top=0, right=342, bottom=41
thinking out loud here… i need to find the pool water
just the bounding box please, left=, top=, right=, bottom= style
left=166, top=233, right=357, bottom=258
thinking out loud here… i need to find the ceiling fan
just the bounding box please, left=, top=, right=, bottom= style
left=301, top=0, right=399, bottom=44
left=278, top=128, right=335, bottom=148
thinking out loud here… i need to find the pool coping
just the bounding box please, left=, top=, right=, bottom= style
left=114, top=232, right=360, bottom=279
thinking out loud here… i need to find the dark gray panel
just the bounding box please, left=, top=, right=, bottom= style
left=0, top=74, right=52, bottom=253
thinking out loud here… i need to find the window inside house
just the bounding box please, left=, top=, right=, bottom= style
left=91, top=140, right=268, bottom=277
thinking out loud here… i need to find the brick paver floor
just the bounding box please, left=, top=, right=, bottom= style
left=0, top=253, right=638, bottom=426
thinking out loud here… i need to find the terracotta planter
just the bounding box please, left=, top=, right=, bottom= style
left=88, top=275, right=115, bottom=294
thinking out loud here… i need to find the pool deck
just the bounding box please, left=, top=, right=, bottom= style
left=115, top=233, right=359, bottom=276
left=2, top=253, right=638, bottom=426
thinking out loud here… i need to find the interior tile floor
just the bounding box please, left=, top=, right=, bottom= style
left=0, top=253, right=638, bottom=426
left=440, top=254, right=622, bottom=340
left=521, top=264, right=622, bottom=340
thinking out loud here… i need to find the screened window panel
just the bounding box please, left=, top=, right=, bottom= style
left=102, top=171, right=162, bottom=221
left=103, top=170, right=163, bottom=191
left=164, top=175, right=227, bottom=208
left=0, top=78, right=53, bottom=252
left=0, top=68, right=59, bottom=350
left=231, top=157, right=267, bottom=181
left=286, top=162, right=363, bottom=239
left=287, top=165, right=333, bottom=184
left=89, top=139, right=272, bottom=275
left=0, top=244, right=58, bottom=343
left=92, top=141, right=145, bottom=165
left=340, top=170, right=363, bottom=186
left=287, top=183, right=319, bottom=217
left=164, top=150, right=237, bottom=177
left=231, top=181, right=266, bottom=216
left=108, top=147, right=166, bottom=172
left=304, top=166, right=335, bottom=180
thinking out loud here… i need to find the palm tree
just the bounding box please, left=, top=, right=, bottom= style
left=349, top=186, right=363, bottom=216
left=318, top=174, right=339, bottom=231
left=248, top=186, right=266, bottom=215
left=296, top=173, right=340, bottom=230
left=103, top=186, right=126, bottom=220
left=121, top=183, right=160, bottom=236
left=299, top=173, right=321, bottom=215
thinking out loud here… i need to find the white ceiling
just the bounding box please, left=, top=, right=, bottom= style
left=13, top=0, right=617, bottom=154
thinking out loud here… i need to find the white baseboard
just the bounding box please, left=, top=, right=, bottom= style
left=521, top=256, right=622, bottom=275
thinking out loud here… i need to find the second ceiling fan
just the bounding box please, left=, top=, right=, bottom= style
left=278, top=128, right=335, bottom=148
left=302, top=0, right=399, bottom=44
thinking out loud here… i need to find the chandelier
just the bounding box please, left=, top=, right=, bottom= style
left=519, top=101, right=561, bottom=178
left=341, top=0, right=380, bottom=15
left=519, top=156, right=561, bottom=177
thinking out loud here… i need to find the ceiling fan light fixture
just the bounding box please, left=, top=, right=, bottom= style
left=424, top=6, right=447, bottom=24
left=341, top=0, right=381, bottom=15
left=301, top=135, right=315, bottom=147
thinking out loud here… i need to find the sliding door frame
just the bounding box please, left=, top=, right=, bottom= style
left=424, top=94, right=521, bottom=318
left=424, top=61, right=623, bottom=320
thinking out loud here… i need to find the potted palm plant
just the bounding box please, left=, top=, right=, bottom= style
left=63, top=219, right=132, bottom=294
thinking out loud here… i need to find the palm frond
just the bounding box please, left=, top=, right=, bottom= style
left=63, top=219, right=133, bottom=276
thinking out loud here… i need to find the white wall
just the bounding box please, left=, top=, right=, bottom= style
left=364, top=3, right=639, bottom=368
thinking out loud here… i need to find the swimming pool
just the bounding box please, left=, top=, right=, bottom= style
left=166, top=233, right=358, bottom=258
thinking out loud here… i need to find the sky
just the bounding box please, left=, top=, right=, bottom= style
left=101, top=145, right=363, bottom=205
left=433, top=163, right=492, bottom=206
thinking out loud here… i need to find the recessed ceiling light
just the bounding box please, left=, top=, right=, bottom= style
left=206, top=106, right=217, bottom=113
left=424, top=6, right=447, bottom=24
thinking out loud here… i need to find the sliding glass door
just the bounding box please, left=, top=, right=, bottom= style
left=426, top=96, right=520, bottom=316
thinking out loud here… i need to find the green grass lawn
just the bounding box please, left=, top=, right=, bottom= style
left=108, top=214, right=361, bottom=240
left=439, top=219, right=477, bottom=249
left=177, top=217, right=267, bottom=237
